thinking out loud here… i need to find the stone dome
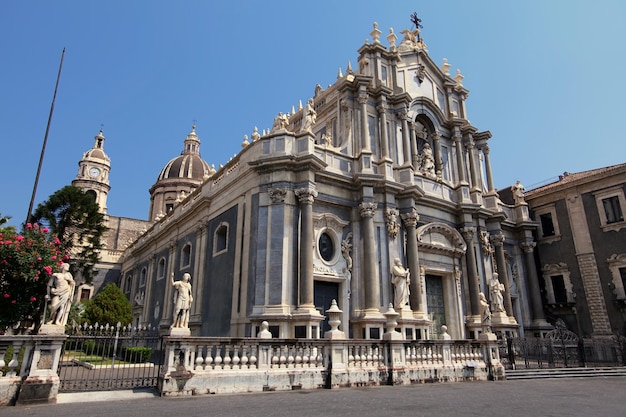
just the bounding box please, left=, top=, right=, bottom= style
left=156, top=126, right=210, bottom=181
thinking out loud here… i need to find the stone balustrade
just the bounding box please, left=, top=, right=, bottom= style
left=159, top=337, right=497, bottom=396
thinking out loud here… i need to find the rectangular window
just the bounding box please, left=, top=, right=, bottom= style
left=381, top=65, right=387, bottom=86
left=80, top=288, right=91, bottom=302
left=397, top=71, right=405, bottom=90
left=620, top=267, right=626, bottom=292
left=368, top=115, right=377, bottom=155
left=603, top=196, right=623, bottom=224
left=540, top=213, right=556, bottom=237
left=437, top=89, right=446, bottom=112
left=452, top=100, right=460, bottom=117
left=551, top=275, right=568, bottom=304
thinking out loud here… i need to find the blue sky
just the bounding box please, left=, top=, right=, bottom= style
left=1, top=1, right=625, bottom=228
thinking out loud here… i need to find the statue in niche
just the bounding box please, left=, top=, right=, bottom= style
left=45, top=262, right=75, bottom=326
left=418, top=142, right=436, bottom=178
left=479, top=292, right=492, bottom=333
left=171, top=272, right=193, bottom=328
left=511, top=180, right=526, bottom=204
left=391, top=258, right=410, bottom=310
left=301, top=98, right=317, bottom=132
left=384, top=208, right=400, bottom=239
left=489, top=273, right=505, bottom=313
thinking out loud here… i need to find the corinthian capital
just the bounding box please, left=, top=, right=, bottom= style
left=521, top=241, right=536, bottom=253
left=359, top=201, right=378, bottom=218
left=269, top=188, right=287, bottom=204
left=401, top=207, right=419, bottom=227
left=460, top=226, right=476, bottom=241
left=295, top=187, right=318, bottom=204
left=490, top=232, right=505, bottom=247
left=358, top=92, right=369, bottom=105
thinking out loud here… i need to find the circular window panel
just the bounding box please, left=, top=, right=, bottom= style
left=318, top=232, right=334, bottom=262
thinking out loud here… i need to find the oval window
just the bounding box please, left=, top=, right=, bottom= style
left=319, top=232, right=334, bottom=262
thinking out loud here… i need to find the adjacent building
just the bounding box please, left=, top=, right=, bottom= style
left=525, top=163, right=626, bottom=338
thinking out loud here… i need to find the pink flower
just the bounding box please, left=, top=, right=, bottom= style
left=33, top=223, right=39, bottom=229
left=11, top=300, right=16, bottom=304
left=26, top=223, right=33, bottom=229
left=3, top=293, right=10, bottom=298
left=51, top=255, right=57, bottom=260
left=43, top=266, right=53, bottom=275
left=34, top=276, right=39, bottom=281
left=16, top=235, right=24, bottom=242
left=54, top=237, right=61, bottom=245
left=42, top=227, right=49, bottom=233
left=37, top=257, right=42, bottom=261
left=30, top=296, right=37, bottom=302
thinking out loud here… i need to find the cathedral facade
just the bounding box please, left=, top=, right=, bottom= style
left=77, top=22, right=550, bottom=340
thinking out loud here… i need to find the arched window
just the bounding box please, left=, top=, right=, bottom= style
left=157, top=258, right=166, bottom=280
left=125, top=274, right=133, bottom=293
left=181, top=243, right=192, bottom=267
left=86, top=190, right=97, bottom=202
left=214, top=223, right=228, bottom=255
left=140, top=267, right=147, bottom=287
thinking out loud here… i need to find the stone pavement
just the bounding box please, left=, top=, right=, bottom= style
left=5, top=377, right=626, bottom=417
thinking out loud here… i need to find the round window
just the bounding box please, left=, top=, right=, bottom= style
left=318, top=232, right=334, bottom=262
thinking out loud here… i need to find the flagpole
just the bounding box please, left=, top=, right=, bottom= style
left=26, top=47, right=66, bottom=225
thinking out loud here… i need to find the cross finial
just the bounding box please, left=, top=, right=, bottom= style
left=410, top=12, right=423, bottom=41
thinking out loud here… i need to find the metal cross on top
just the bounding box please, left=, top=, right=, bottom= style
left=410, top=12, right=423, bottom=40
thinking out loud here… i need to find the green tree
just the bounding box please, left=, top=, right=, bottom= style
left=83, top=283, right=132, bottom=326
left=31, top=186, right=106, bottom=284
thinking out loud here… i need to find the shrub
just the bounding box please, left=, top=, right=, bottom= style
left=120, top=347, right=152, bottom=363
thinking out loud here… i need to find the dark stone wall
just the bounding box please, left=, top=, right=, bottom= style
left=200, top=205, right=238, bottom=336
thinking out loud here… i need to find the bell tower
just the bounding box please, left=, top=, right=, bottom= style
left=72, top=129, right=111, bottom=213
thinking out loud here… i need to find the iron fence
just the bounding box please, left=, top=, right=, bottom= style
left=58, top=323, right=163, bottom=392
left=499, top=335, right=626, bottom=370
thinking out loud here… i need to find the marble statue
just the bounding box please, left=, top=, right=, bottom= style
left=391, top=258, right=410, bottom=310
left=479, top=292, right=492, bottom=332
left=46, top=262, right=75, bottom=326
left=419, top=142, right=435, bottom=177
left=511, top=179, right=526, bottom=204
left=301, top=98, right=317, bottom=132
left=171, top=272, right=193, bottom=328
left=489, top=273, right=505, bottom=313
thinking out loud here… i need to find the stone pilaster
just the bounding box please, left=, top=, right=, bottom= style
left=490, top=233, right=514, bottom=319
left=521, top=242, right=550, bottom=329
left=401, top=207, right=422, bottom=314
left=461, top=227, right=480, bottom=317
left=295, top=187, right=318, bottom=309
left=360, top=201, right=380, bottom=312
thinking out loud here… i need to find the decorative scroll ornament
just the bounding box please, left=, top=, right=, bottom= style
left=268, top=188, right=287, bottom=204
left=385, top=208, right=400, bottom=239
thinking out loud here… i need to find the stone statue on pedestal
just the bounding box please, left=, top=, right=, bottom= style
left=45, top=262, right=75, bottom=326
left=171, top=272, right=193, bottom=328
left=391, top=258, right=410, bottom=310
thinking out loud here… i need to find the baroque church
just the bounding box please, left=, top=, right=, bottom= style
left=71, top=21, right=552, bottom=341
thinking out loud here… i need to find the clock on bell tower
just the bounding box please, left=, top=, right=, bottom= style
left=72, top=129, right=111, bottom=214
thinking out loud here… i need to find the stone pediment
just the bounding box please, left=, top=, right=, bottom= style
left=416, top=222, right=466, bottom=256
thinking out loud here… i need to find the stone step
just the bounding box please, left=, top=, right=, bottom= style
left=505, top=367, right=626, bottom=380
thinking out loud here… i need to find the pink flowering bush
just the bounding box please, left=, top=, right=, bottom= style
left=0, top=223, right=65, bottom=331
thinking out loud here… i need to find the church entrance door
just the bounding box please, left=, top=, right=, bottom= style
left=314, top=281, right=339, bottom=334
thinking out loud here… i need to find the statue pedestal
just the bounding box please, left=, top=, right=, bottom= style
left=168, top=327, right=191, bottom=337
left=17, top=335, right=66, bottom=405
left=38, top=324, right=66, bottom=335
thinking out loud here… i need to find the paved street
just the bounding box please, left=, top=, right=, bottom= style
left=5, top=377, right=626, bottom=417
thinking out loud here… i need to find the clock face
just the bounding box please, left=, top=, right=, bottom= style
left=89, top=167, right=101, bottom=178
